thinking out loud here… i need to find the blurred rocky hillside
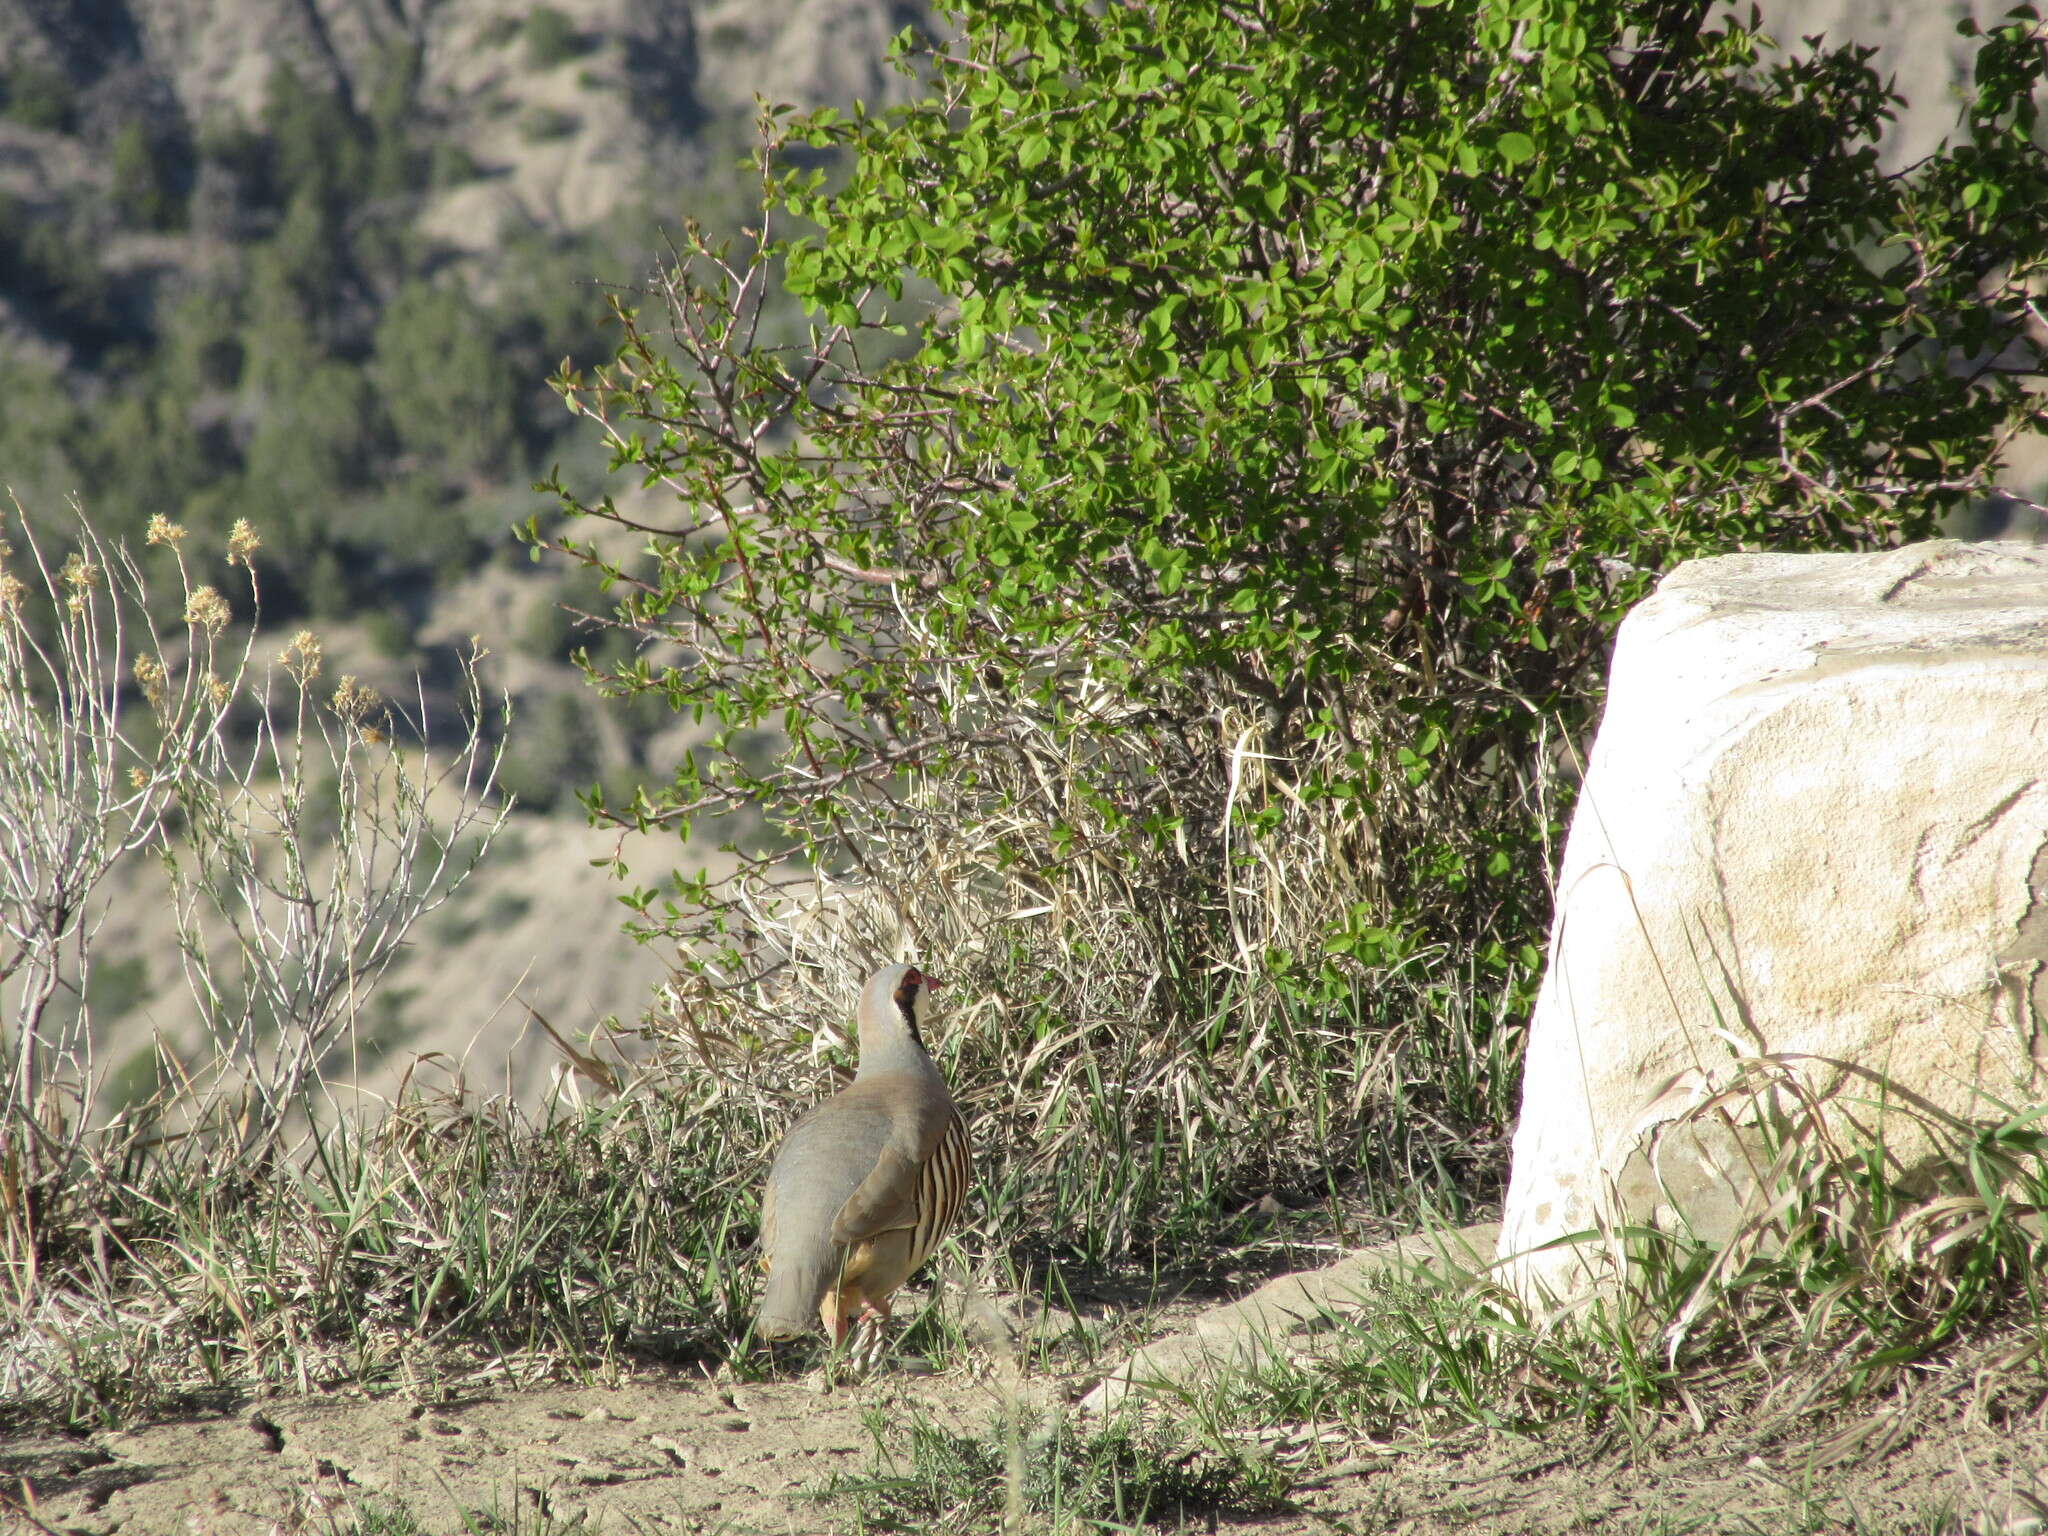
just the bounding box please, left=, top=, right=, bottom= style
left=0, top=0, right=926, bottom=259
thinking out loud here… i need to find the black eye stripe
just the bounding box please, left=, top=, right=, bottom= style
left=893, top=975, right=924, bottom=1046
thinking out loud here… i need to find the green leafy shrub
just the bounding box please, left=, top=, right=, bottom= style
left=1, top=62, right=76, bottom=131
left=519, top=106, right=582, bottom=143
left=373, top=279, right=521, bottom=479
left=541, top=1, right=2048, bottom=1261
left=240, top=360, right=386, bottom=538
left=498, top=690, right=601, bottom=810
left=523, top=7, right=589, bottom=69
left=0, top=196, right=124, bottom=354
left=362, top=604, right=415, bottom=659
left=109, top=122, right=186, bottom=231
left=366, top=40, right=426, bottom=198
left=262, top=64, right=372, bottom=217
left=0, top=352, right=85, bottom=508
left=428, top=140, right=483, bottom=188
left=520, top=592, right=574, bottom=660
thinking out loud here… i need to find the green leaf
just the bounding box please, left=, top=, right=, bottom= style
left=1496, top=131, right=1536, bottom=167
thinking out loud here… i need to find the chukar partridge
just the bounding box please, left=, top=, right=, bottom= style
left=756, top=963, right=972, bottom=1351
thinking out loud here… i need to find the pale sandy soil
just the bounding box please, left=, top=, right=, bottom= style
left=6, top=1322, right=2043, bottom=1535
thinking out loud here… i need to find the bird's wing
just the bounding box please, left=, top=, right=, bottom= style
left=828, top=1142, right=923, bottom=1246
left=826, top=1073, right=956, bottom=1247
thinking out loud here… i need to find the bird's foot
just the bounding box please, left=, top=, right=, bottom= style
left=847, top=1312, right=894, bottom=1376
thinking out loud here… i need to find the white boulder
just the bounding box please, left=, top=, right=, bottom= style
left=1498, top=540, right=2048, bottom=1307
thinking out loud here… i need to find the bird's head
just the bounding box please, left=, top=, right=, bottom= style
left=857, top=961, right=941, bottom=1063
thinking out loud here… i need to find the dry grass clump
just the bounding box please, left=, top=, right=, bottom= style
left=812, top=1399, right=1294, bottom=1530
left=1641, top=1064, right=2048, bottom=1391
left=1, top=1081, right=763, bottom=1423
left=1200, top=1070, right=2048, bottom=1450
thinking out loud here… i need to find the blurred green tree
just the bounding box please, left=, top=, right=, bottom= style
left=523, top=8, right=588, bottom=69
left=109, top=123, right=184, bottom=231
left=374, top=279, right=521, bottom=481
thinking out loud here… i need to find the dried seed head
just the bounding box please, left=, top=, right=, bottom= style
left=330, top=674, right=379, bottom=724
left=134, top=654, right=165, bottom=708
left=145, top=514, right=188, bottom=547
left=204, top=671, right=232, bottom=708
left=278, top=629, right=323, bottom=685
left=0, top=572, right=21, bottom=614
left=184, top=586, right=231, bottom=635
left=61, top=552, right=100, bottom=591
left=128, top=767, right=148, bottom=789
left=227, top=519, right=261, bottom=568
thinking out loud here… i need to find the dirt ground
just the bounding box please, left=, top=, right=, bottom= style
left=4, top=1335, right=2045, bottom=1536
left=1, top=1371, right=991, bottom=1535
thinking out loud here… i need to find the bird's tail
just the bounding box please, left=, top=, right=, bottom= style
left=756, top=1232, right=837, bottom=1340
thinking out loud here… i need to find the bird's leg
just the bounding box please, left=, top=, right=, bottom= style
left=813, top=1289, right=863, bottom=1388
left=849, top=1296, right=895, bottom=1375
left=821, top=1288, right=855, bottom=1347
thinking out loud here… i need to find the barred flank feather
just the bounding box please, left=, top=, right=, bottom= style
left=909, top=1111, right=971, bottom=1273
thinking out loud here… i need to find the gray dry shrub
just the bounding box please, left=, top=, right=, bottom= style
left=0, top=504, right=512, bottom=1420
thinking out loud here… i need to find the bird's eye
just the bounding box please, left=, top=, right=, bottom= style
left=893, top=969, right=922, bottom=1011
